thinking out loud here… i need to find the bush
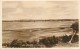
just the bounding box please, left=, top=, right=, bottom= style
left=70, top=35, right=79, bottom=43
left=10, top=39, right=23, bottom=47
left=31, top=41, right=37, bottom=45
left=3, top=35, right=79, bottom=48
left=39, top=36, right=58, bottom=47
left=62, top=35, right=71, bottom=43
left=2, top=42, right=10, bottom=47
left=62, top=35, right=79, bottom=43
left=26, top=41, right=31, bottom=44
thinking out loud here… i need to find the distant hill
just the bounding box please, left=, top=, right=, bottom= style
left=2, top=19, right=78, bottom=22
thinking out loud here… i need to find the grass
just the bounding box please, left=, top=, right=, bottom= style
left=2, top=34, right=79, bottom=48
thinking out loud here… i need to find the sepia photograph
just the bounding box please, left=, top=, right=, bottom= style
left=2, top=1, right=79, bottom=48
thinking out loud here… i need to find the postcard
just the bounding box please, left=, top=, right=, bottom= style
left=1, top=0, right=80, bottom=49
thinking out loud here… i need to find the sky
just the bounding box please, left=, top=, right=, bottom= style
left=2, top=1, right=78, bottom=20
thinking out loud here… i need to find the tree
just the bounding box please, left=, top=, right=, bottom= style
left=70, top=22, right=79, bottom=33
left=69, top=22, right=79, bottom=43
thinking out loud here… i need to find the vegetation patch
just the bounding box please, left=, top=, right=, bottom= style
left=2, top=34, right=79, bottom=48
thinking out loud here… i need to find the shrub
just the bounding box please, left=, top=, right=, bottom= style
left=2, top=42, right=10, bottom=47
left=39, top=36, right=58, bottom=47
left=62, top=35, right=71, bottom=43
left=3, top=35, right=79, bottom=48
left=10, top=39, right=23, bottom=47
left=31, top=41, right=37, bottom=45
left=70, top=35, right=79, bottom=43
left=62, top=35, right=79, bottom=43
left=26, top=41, right=31, bottom=44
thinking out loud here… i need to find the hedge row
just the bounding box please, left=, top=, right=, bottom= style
left=2, top=35, right=79, bottom=48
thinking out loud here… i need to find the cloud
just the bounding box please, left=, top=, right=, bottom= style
left=2, top=1, right=78, bottom=20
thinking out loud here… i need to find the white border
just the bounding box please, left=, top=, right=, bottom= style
left=1, top=0, right=80, bottom=49
left=2, top=0, right=80, bottom=1
left=0, top=0, right=2, bottom=49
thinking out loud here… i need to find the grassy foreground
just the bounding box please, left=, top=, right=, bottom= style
left=2, top=34, right=79, bottom=48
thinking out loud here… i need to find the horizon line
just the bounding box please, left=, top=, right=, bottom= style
left=2, top=19, right=78, bottom=22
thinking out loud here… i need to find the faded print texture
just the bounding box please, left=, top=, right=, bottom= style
left=2, top=1, right=79, bottom=48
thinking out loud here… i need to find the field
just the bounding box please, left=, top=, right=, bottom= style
left=2, top=20, right=79, bottom=47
